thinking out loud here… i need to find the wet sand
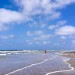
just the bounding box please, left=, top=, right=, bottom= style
left=67, top=59, right=75, bottom=68
left=4, top=53, right=71, bottom=75
left=0, top=53, right=54, bottom=75
left=62, top=52, right=75, bottom=58
left=48, top=59, right=75, bottom=75
left=0, top=51, right=75, bottom=75
left=8, top=56, right=70, bottom=75
left=0, top=56, right=6, bottom=59
left=49, top=52, right=75, bottom=75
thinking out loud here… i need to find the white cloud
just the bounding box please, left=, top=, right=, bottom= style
left=0, top=0, right=74, bottom=32
left=33, top=34, right=51, bottom=41
left=48, top=20, right=67, bottom=30
left=42, top=41, right=50, bottom=44
left=57, top=20, right=67, bottom=25
left=0, top=35, right=15, bottom=39
left=55, top=26, right=75, bottom=35
left=29, top=21, right=38, bottom=27
left=49, top=25, right=56, bottom=30
left=0, top=8, right=23, bottom=31
left=15, top=0, right=75, bottom=16
left=50, top=12, right=61, bottom=20
left=0, top=9, right=23, bottom=24
left=27, top=30, right=44, bottom=36
left=15, top=0, right=52, bottom=15
left=26, top=40, right=50, bottom=45
left=26, top=40, right=33, bottom=45
left=27, top=30, right=51, bottom=42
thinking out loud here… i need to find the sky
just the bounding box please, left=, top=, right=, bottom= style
left=0, top=0, right=75, bottom=50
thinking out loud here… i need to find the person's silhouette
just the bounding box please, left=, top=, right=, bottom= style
left=45, top=50, right=47, bottom=53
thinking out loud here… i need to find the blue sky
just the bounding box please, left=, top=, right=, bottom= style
left=0, top=0, right=75, bottom=50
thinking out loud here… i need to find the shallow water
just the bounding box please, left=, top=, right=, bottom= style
left=11, top=56, right=70, bottom=75
left=50, top=70, right=75, bottom=75
left=0, top=52, right=74, bottom=75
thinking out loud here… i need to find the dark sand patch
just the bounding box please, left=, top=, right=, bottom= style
left=61, top=52, right=75, bottom=58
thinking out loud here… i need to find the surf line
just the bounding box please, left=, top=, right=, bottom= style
left=45, top=58, right=74, bottom=75
left=5, top=58, right=53, bottom=75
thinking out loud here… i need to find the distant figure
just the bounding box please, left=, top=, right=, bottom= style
left=45, top=50, right=47, bottom=53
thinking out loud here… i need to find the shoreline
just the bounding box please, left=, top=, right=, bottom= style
left=5, top=57, right=53, bottom=75
left=45, top=52, right=75, bottom=75
left=1, top=52, right=75, bottom=75
left=45, top=58, right=74, bottom=75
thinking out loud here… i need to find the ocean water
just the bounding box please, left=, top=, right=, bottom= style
left=0, top=51, right=72, bottom=75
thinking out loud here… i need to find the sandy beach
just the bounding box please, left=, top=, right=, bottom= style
left=49, top=52, right=75, bottom=75
left=0, top=51, right=75, bottom=75
left=62, top=52, right=75, bottom=58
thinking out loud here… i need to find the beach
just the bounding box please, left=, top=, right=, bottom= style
left=0, top=51, right=75, bottom=75
left=62, top=52, right=75, bottom=58
left=49, top=51, right=75, bottom=75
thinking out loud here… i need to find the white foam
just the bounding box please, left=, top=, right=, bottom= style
left=5, top=54, right=74, bottom=75
left=5, top=58, right=53, bottom=75
left=0, top=54, right=6, bottom=56
left=45, top=58, right=74, bottom=75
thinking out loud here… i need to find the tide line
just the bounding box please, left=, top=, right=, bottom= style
left=5, top=58, right=53, bottom=75
left=45, top=58, right=74, bottom=75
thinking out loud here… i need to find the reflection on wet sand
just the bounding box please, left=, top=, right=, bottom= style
left=0, top=56, right=6, bottom=59
left=49, top=52, right=75, bottom=75
left=0, top=53, right=53, bottom=75
left=10, top=57, right=70, bottom=75
left=62, top=52, right=75, bottom=58
left=0, top=51, right=75, bottom=75
left=5, top=55, right=71, bottom=75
